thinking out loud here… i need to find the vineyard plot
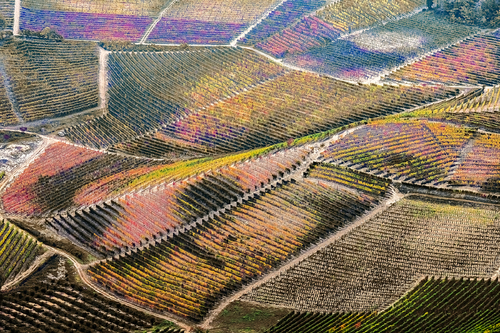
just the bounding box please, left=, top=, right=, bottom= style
left=46, top=146, right=310, bottom=257
left=243, top=196, right=500, bottom=313
left=1, top=141, right=166, bottom=216
left=386, top=31, right=500, bottom=86
left=0, top=220, right=45, bottom=288
left=87, top=177, right=387, bottom=321
left=108, top=71, right=457, bottom=159
left=0, top=38, right=99, bottom=122
left=322, top=119, right=475, bottom=186
left=266, top=277, right=500, bottom=332
left=449, top=131, right=500, bottom=193
left=252, top=0, right=426, bottom=58
left=0, top=255, right=167, bottom=333
left=65, top=48, right=287, bottom=149
left=285, top=11, right=481, bottom=81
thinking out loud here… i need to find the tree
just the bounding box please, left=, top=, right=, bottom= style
left=427, top=0, right=434, bottom=9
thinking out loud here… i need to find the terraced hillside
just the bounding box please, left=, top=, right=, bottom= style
left=46, top=145, right=311, bottom=257
left=243, top=196, right=500, bottom=312
left=108, top=71, right=458, bottom=158
left=0, top=220, right=45, bottom=289
left=86, top=168, right=391, bottom=321
left=1, top=141, right=167, bottom=216
left=0, top=38, right=99, bottom=122
left=386, top=30, right=500, bottom=86
left=249, top=0, right=426, bottom=58
left=266, top=277, right=500, bottom=332
left=286, top=11, right=481, bottom=81
left=0, top=0, right=14, bottom=29
left=65, top=48, right=287, bottom=148
left=0, top=254, right=172, bottom=333
left=322, top=119, right=476, bottom=186
left=147, top=0, right=282, bottom=44
left=403, top=86, right=500, bottom=133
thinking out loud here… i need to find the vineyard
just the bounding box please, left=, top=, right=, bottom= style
left=286, top=11, right=482, bottom=81
left=386, top=31, right=500, bottom=86
left=20, top=7, right=154, bottom=41
left=0, top=0, right=14, bottom=29
left=251, top=0, right=426, bottom=58
left=402, top=86, right=500, bottom=134
left=243, top=196, right=500, bottom=313
left=87, top=172, right=389, bottom=321
left=449, top=132, right=500, bottom=192
left=65, top=48, right=287, bottom=149
left=0, top=71, right=18, bottom=126
left=21, top=0, right=166, bottom=16
left=322, top=119, right=475, bottom=186
left=146, top=0, right=279, bottom=44
left=1, top=141, right=166, bottom=216
left=0, top=255, right=171, bottom=333
left=46, top=146, right=310, bottom=256
left=0, top=219, right=44, bottom=288
left=108, top=71, right=458, bottom=158
left=1, top=1, right=500, bottom=332
left=239, top=0, right=329, bottom=46
left=266, top=276, right=500, bottom=332
left=0, top=38, right=99, bottom=122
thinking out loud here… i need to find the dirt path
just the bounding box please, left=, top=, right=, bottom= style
left=99, top=48, right=110, bottom=108
left=199, top=189, right=404, bottom=329
left=230, top=0, right=291, bottom=46
left=139, top=0, right=181, bottom=44
left=44, top=245, right=195, bottom=331
left=1, top=249, right=55, bottom=291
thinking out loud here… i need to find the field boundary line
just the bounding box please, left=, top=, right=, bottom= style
left=42, top=245, right=195, bottom=331
left=139, top=0, right=180, bottom=44
left=230, top=0, right=291, bottom=46
left=13, top=0, right=20, bottom=35
left=1, top=249, right=55, bottom=291
left=199, top=189, right=403, bottom=329
left=98, top=47, right=110, bottom=108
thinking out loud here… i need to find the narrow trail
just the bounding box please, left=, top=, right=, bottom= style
left=1, top=249, right=55, bottom=291
left=199, top=188, right=405, bottom=329
left=230, top=0, right=291, bottom=46
left=43, top=245, right=195, bottom=332
left=98, top=47, right=110, bottom=108
left=13, top=0, right=20, bottom=35
left=139, top=0, right=180, bottom=44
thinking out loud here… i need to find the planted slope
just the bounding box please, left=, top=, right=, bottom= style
left=87, top=178, right=386, bottom=321
left=0, top=256, right=168, bottom=333
left=266, top=277, right=500, bottom=333
left=0, top=0, right=14, bottom=29
left=147, top=0, right=281, bottom=44
left=47, top=146, right=310, bottom=257
left=322, top=119, right=475, bottom=185
left=110, top=71, right=458, bottom=159
left=0, top=220, right=44, bottom=288
left=286, top=11, right=481, bottom=80
left=0, top=38, right=98, bottom=122
left=21, top=0, right=165, bottom=16
left=254, top=0, right=426, bottom=58
left=239, top=0, right=329, bottom=46
left=306, top=162, right=391, bottom=198
left=386, top=31, right=500, bottom=86
left=65, top=48, right=287, bottom=148
left=243, top=196, right=500, bottom=312
left=1, top=141, right=165, bottom=216
left=20, top=7, right=154, bottom=41
left=449, top=132, right=500, bottom=193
